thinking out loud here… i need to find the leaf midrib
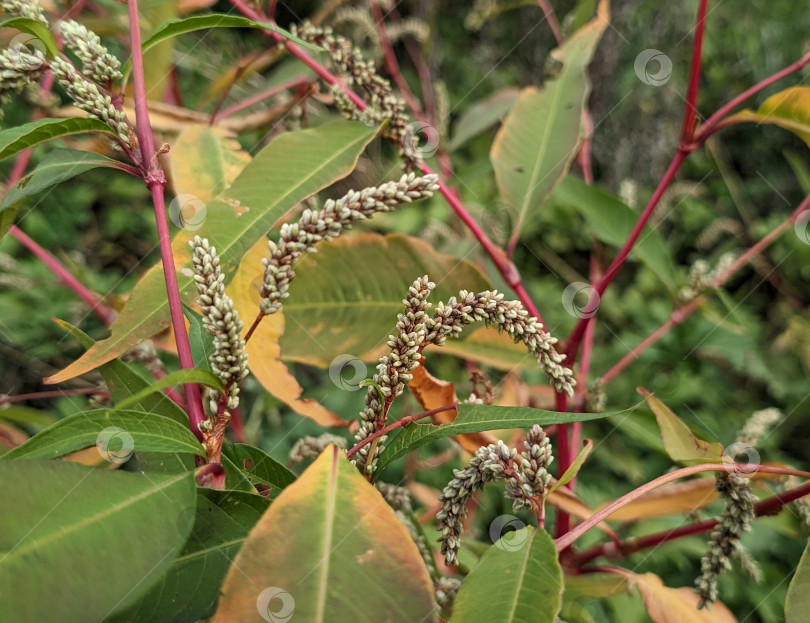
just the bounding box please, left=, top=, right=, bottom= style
left=505, top=531, right=534, bottom=621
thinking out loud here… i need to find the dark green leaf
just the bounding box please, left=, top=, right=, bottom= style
left=0, top=17, right=59, bottom=57
left=109, top=368, right=222, bottom=412
left=183, top=303, right=215, bottom=374
left=109, top=488, right=269, bottom=623
left=0, top=460, right=196, bottom=622
left=3, top=409, right=204, bottom=460
left=222, top=442, right=297, bottom=491
left=0, top=118, right=118, bottom=162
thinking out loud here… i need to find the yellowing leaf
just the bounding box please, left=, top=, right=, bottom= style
left=726, top=86, right=810, bottom=148
left=601, top=478, right=718, bottom=521
left=213, top=446, right=439, bottom=622
left=607, top=569, right=736, bottom=623
left=230, top=240, right=346, bottom=428
left=639, top=388, right=724, bottom=463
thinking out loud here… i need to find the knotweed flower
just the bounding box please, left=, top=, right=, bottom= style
left=289, top=434, right=347, bottom=464
left=59, top=20, right=122, bottom=85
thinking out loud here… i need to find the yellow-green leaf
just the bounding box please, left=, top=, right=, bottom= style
left=726, top=86, right=810, bottom=148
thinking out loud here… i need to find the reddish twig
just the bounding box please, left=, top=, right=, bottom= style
left=212, top=76, right=310, bottom=123
left=600, top=193, right=810, bottom=384
left=1, top=387, right=106, bottom=403
left=345, top=403, right=459, bottom=460
left=554, top=463, right=810, bottom=552
left=679, top=0, right=708, bottom=144
left=536, top=0, right=564, bottom=46
left=572, top=479, right=810, bottom=567
left=127, top=0, right=206, bottom=442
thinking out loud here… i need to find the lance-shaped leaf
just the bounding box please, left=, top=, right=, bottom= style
left=375, top=404, right=627, bottom=475
left=787, top=539, right=810, bottom=623
left=490, top=0, right=609, bottom=235
left=213, top=445, right=439, bottom=622
left=0, top=17, right=59, bottom=57
left=0, top=117, right=118, bottom=163
left=639, top=388, right=724, bottom=463
left=221, top=442, right=297, bottom=492
left=450, top=526, right=563, bottom=622
left=108, top=488, right=269, bottom=623
left=2, top=409, right=204, bottom=460
left=47, top=120, right=379, bottom=384
left=0, top=460, right=196, bottom=622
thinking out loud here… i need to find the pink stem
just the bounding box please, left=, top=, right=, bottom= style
left=555, top=463, right=810, bottom=551
left=573, top=479, right=810, bottom=567
left=2, top=387, right=105, bottom=402
left=345, top=403, right=459, bottom=460
left=212, top=76, right=310, bottom=123
left=697, top=48, right=810, bottom=143
left=9, top=225, right=116, bottom=325
left=127, top=0, right=206, bottom=441
left=536, top=0, right=564, bottom=46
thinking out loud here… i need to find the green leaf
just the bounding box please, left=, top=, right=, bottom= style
left=0, top=406, right=55, bottom=428
left=450, top=526, right=563, bottom=622
left=0, top=17, right=59, bottom=57
left=222, top=442, right=297, bottom=491
left=183, top=303, right=215, bottom=374
left=375, top=403, right=629, bottom=475
left=122, top=14, right=321, bottom=82
left=727, top=86, right=810, bottom=148
left=639, top=388, right=724, bottom=463
left=221, top=453, right=259, bottom=493
left=549, top=438, right=593, bottom=493
left=785, top=149, right=810, bottom=194
left=277, top=232, right=493, bottom=366
left=48, top=120, right=379, bottom=384
left=3, top=409, right=204, bottom=460
left=786, top=538, right=810, bottom=623
left=450, top=88, right=519, bottom=151
left=490, top=5, right=608, bottom=235
left=212, top=446, right=439, bottom=622
left=0, top=460, right=195, bottom=622
left=109, top=488, right=269, bottom=623
left=0, top=148, right=124, bottom=211
left=552, top=175, right=677, bottom=290
left=0, top=118, right=118, bottom=163
left=109, top=369, right=221, bottom=414
left=52, top=317, right=189, bottom=424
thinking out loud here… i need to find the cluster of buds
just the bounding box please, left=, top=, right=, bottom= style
left=0, top=43, right=46, bottom=113
left=49, top=58, right=130, bottom=146
left=352, top=276, right=574, bottom=475
left=289, top=434, right=346, bottom=464
left=352, top=276, right=434, bottom=474
left=260, top=173, right=439, bottom=315
left=505, top=425, right=554, bottom=512
left=679, top=252, right=737, bottom=301
left=59, top=20, right=122, bottom=86
left=436, top=441, right=515, bottom=566
left=736, top=407, right=781, bottom=448
left=0, top=0, right=47, bottom=24
left=292, top=22, right=416, bottom=170
left=425, top=290, right=576, bottom=396
left=189, top=236, right=249, bottom=429
left=436, top=429, right=555, bottom=566
left=694, top=472, right=756, bottom=609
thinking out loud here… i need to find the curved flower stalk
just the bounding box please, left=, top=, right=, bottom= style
left=351, top=277, right=575, bottom=474
left=259, top=173, right=439, bottom=315
left=189, top=236, right=249, bottom=460
left=291, top=21, right=416, bottom=169
left=59, top=20, right=122, bottom=86
left=436, top=428, right=556, bottom=566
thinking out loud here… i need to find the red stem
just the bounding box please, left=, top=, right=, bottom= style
left=554, top=463, right=810, bottom=551
left=679, top=0, right=708, bottom=144
left=600, top=193, right=810, bottom=384
left=697, top=48, right=810, bottom=143
left=127, top=0, right=206, bottom=441
left=573, top=479, right=810, bottom=566
left=345, top=403, right=458, bottom=460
